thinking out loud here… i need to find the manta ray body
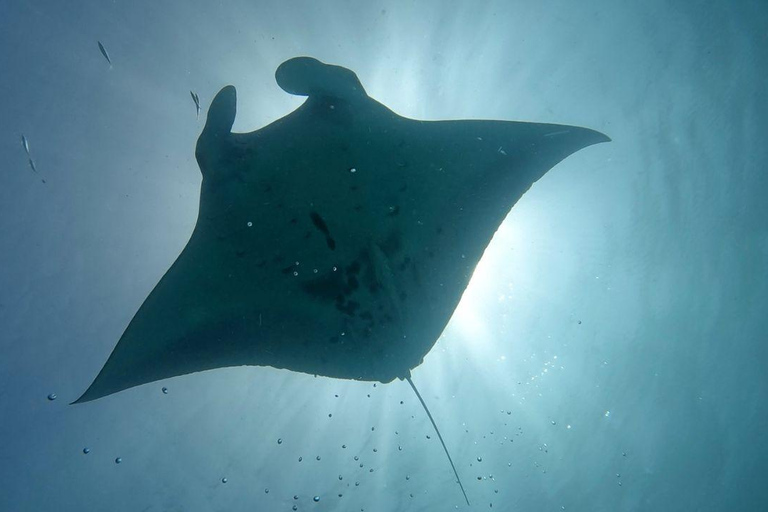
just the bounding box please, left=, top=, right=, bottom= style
left=74, top=57, right=609, bottom=504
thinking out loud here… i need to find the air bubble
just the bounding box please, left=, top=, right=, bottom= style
left=47, top=393, right=57, bottom=401
left=313, top=496, right=320, bottom=502
left=222, top=477, right=228, bottom=484
left=477, top=456, right=482, bottom=462
left=115, top=457, right=122, bottom=464
left=82, top=447, right=90, bottom=454
left=162, top=387, right=168, bottom=394
left=277, top=438, right=283, bottom=444
left=247, top=221, right=253, bottom=227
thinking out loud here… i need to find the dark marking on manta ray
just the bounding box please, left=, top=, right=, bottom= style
left=310, top=211, right=336, bottom=250
left=72, top=56, right=609, bottom=507
left=310, top=211, right=330, bottom=234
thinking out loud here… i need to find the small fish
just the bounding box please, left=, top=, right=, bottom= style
left=190, top=91, right=200, bottom=119
left=98, top=41, right=112, bottom=66
left=27, top=158, right=45, bottom=183
left=21, top=134, right=30, bottom=156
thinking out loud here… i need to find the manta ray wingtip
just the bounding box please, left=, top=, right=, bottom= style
left=596, top=131, right=611, bottom=143
left=70, top=381, right=105, bottom=405
left=70, top=391, right=92, bottom=405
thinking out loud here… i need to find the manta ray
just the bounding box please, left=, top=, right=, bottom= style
left=73, top=56, right=609, bottom=505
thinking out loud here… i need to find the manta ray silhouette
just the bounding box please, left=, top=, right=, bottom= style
left=73, top=56, right=609, bottom=505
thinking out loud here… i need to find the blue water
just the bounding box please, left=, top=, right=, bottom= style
left=1, top=1, right=766, bottom=510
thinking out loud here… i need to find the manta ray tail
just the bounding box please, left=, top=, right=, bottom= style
left=406, top=375, right=470, bottom=506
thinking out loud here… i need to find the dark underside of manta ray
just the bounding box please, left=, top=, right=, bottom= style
left=73, top=56, right=608, bottom=506
left=75, top=57, right=608, bottom=403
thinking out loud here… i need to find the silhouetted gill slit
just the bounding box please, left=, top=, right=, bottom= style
left=406, top=376, right=470, bottom=506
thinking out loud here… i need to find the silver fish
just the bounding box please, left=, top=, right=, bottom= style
left=21, top=134, right=30, bottom=156
left=190, top=91, right=200, bottom=119
left=27, top=158, right=45, bottom=182
left=97, top=41, right=112, bottom=66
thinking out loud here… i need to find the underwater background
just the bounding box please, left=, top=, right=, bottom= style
left=1, top=0, right=766, bottom=510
